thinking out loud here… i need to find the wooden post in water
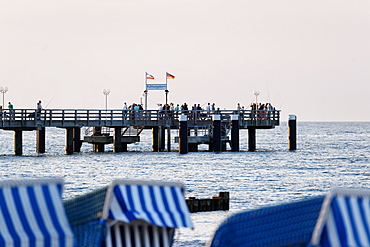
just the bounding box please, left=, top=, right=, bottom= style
left=14, top=129, right=23, bottom=155
left=73, top=127, right=82, bottom=152
left=230, top=115, right=239, bottom=151
left=160, top=126, right=165, bottom=151
left=36, top=127, right=46, bottom=153
left=288, top=115, right=297, bottom=150
left=113, top=127, right=122, bottom=152
left=152, top=126, right=159, bottom=152
left=212, top=114, right=221, bottom=152
left=179, top=114, right=188, bottom=154
left=167, top=127, right=171, bottom=152
left=65, top=127, right=73, bottom=155
left=93, top=127, right=105, bottom=152
left=248, top=127, right=256, bottom=151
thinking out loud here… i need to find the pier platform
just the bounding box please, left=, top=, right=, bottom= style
left=0, top=109, right=280, bottom=155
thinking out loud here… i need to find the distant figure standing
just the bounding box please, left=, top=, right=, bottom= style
left=37, top=100, right=42, bottom=120
left=123, top=102, right=128, bottom=119
left=211, top=103, right=216, bottom=113
left=8, top=102, right=14, bottom=119
left=206, top=103, right=211, bottom=117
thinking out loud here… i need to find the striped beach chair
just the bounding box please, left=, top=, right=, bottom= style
left=64, top=179, right=193, bottom=247
left=0, top=177, right=74, bottom=247
left=209, top=188, right=370, bottom=247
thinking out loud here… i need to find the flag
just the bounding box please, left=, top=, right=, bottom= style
left=146, top=73, right=155, bottom=80
left=166, top=73, right=175, bottom=79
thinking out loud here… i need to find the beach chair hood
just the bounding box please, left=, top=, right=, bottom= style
left=0, top=177, right=74, bottom=247
left=102, top=179, right=193, bottom=229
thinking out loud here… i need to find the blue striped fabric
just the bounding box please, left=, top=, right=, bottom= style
left=0, top=178, right=74, bottom=247
left=108, top=183, right=193, bottom=229
left=317, top=195, right=370, bottom=247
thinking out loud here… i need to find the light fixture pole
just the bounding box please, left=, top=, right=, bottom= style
left=102, top=89, right=110, bottom=111
left=253, top=90, right=260, bottom=120
left=253, top=90, right=260, bottom=106
left=143, top=90, right=148, bottom=110
left=0, top=86, right=8, bottom=108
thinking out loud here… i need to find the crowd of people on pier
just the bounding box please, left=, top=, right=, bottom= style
left=0, top=100, right=276, bottom=121
left=121, top=101, right=277, bottom=121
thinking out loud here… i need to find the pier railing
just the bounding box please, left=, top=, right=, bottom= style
left=0, top=109, right=280, bottom=129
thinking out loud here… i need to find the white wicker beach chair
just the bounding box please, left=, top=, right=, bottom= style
left=65, top=179, right=193, bottom=247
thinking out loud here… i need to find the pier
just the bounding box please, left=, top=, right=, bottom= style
left=0, top=108, right=280, bottom=155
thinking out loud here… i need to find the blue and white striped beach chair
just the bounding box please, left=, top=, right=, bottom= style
left=209, top=188, right=370, bottom=247
left=0, top=177, right=74, bottom=247
left=64, top=179, right=193, bottom=247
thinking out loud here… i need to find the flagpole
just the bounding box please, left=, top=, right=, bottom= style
left=145, top=72, right=148, bottom=110
left=165, top=72, right=169, bottom=105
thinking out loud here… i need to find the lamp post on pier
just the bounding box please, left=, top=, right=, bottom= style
left=143, top=90, right=148, bottom=110
left=253, top=90, right=260, bottom=120
left=165, top=89, right=169, bottom=105
left=0, top=86, right=8, bottom=108
left=253, top=90, right=260, bottom=106
left=102, top=89, right=110, bottom=111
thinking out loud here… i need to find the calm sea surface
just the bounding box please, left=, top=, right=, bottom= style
left=1, top=122, right=370, bottom=246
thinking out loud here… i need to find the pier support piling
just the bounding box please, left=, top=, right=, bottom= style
left=36, top=127, right=46, bottom=153
left=113, top=127, right=122, bottom=152
left=167, top=127, right=171, bottom=152
left=152, top=126, right=159, bottom=152
left=288, top=115, right=297, bottom=150
left=179, top=115, right=188, bottom=154
left=160, top=126, right=166, bottom=151
left=248, top=128, right=256, bottom=151
left=93, top=127, right=105, bottom=152
left=14, top=129, right=23, bottom=155
left=65, top=128, right=73, bottom=155
left=212, top=115, right=222, bottom=152
left=73, top=127, right=82, bottom=152
left=230, top=115, right=239, bottom=151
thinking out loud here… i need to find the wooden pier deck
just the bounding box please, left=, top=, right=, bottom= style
left=0, top=109, right=280, bottom=155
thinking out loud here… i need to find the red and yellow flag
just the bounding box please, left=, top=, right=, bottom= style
left=146, top=73, right=155, bottom=80
left=166, top=73, right=175, bottom=79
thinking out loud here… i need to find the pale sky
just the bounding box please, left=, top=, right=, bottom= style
left=1, top=0, right=369, bottom=121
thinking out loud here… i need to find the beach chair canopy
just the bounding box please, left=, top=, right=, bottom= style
left=310, top=188, right=370, bottom=247
left=209, top=188, right=370, bottom=247
left=64, top=179, right=193, bottom=247
left=0, top=177, right=74, bottom=247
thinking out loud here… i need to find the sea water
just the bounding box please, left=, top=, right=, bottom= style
left=0, top=122, right=369, bottom=246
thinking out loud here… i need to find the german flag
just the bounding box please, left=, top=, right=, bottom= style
left=166, top=73, right=175, bottom=79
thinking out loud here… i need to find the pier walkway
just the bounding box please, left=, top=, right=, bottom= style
left=0, top=109, right=280, bottom=155
left=0, top=109, right=279, bottom=129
